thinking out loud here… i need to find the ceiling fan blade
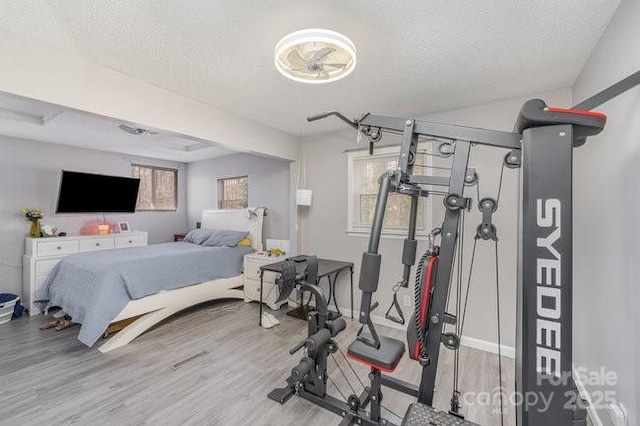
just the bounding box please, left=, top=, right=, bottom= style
left=287, top=49, right=308, bottom=69
left=323, top=63, right=347, bottom=68
left=310, top=47, right=335, bottom=64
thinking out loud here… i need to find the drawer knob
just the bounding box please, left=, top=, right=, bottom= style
left=96, top=243, right=100, bottom=247
left=56, top=246, right=62, bottom=250
left=128, top=240, right=133, bottom=244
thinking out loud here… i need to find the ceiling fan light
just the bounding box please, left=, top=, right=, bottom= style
left=275, top=29, right=357, bottom=84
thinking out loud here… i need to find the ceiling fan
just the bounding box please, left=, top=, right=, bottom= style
left=286, top=47, right=348, bottom=80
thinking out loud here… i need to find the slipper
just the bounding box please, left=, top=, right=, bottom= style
left=266, top=312, right=280, bottom=326
left=261, top=312, right=275, bottom=329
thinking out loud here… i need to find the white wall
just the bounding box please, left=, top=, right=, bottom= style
left=572, top=0, right=639, bottom=423
left=187, top=153, right=291, bottom=244
left=0, top=135, right=187, bottom=297
left=301, top=88, right=571, bottom=350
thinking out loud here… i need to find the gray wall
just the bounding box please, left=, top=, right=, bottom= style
left=572, top=0, right=638, bottom=423
left=0, top=135, right=187, bottom=297
left=186, top=153, right=291, bottom=244
left=301, top=88, right=571, bottom=350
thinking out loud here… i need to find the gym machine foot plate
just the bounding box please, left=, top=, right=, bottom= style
left=401, top=403, right=478, bottom=426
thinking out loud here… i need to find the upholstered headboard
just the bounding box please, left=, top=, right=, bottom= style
left=200, top=208, right=265, bottom=250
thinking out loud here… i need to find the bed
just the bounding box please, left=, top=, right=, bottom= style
left=37, top=208, right=265, bottom=353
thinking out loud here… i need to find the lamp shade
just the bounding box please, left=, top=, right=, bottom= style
left=296, top=189, right=313, bottom=206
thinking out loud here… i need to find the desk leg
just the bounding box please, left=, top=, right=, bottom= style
left=300, top=286, right=304, bottom=308
left=327, top=271, right=343, bottom=318
left=259, top=271, right=264, bottom=327
left=350, top=266, right=354, bottom=319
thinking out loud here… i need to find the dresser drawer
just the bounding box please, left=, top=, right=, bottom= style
left=35, top=259, right=60, bottom=277
left=79, top=237, right=115, bottom=252
left=115, top=235, right=145, bottom=249
left=36, top=240, right=79, bottom=257
left=244, top=261, right=278, bottom=284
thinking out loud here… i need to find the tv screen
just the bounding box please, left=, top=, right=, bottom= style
left=56, top=171, right=141, bottom=213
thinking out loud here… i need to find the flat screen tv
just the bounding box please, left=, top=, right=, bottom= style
left=56, top=171, right=141, bottom=213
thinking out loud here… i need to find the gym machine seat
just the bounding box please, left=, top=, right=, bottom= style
left=401, top=403, right=478, bottom=426
left=347, top=333, right=405, bottom=373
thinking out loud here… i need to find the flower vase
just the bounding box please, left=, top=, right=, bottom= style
left=30, top=220, right=42, bottom=238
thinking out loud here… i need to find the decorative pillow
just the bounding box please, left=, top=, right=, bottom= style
left=183, top=228, right=216, bottom=245
left=202, top=230, right=250, bottom=247
left=237, top=237, right=252, bottom=246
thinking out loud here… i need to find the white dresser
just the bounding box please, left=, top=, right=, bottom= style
left=23, top=231, right=148, bottom=315
left=243, top=252, right=287, bottom=311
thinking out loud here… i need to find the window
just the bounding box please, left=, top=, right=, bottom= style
left=132, top=165, right=178, bottom=211
left=348, top=145, right=428, bottom=237
left=218, top=176, right=248, bottom=209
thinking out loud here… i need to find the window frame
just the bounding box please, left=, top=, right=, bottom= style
left=217, top=175, right=249, bottom=210
left=347, top=143, right=431, bottom=239
left=131, top=164, right=179, bottom=212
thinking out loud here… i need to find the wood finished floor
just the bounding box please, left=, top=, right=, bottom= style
left=0, top=300, right=515, bottom=426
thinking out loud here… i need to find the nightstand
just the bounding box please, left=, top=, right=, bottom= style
left=174, top=232, right=187, bottom=242
left=243, top=252, right=287, bottom=311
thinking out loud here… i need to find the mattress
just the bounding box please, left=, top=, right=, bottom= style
left=36, top=242, right=253, bottom=347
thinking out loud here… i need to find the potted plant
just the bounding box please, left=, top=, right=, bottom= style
left=20, top=207, right=44, bottom=238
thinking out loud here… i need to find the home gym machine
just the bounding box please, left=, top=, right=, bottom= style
left=270, top=72, right=640, bottom=426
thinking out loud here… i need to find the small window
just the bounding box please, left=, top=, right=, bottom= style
left=132, top=165, right=178, bottom=211
left=218, top=176, right=248, bottom=210
left=348, top=145, right=427, bottom=237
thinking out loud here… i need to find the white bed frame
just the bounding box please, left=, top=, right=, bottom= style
left=98, top=208, right=265, bottom=353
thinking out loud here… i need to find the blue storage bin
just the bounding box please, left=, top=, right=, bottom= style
left=0, top=293, right=23, bottom=324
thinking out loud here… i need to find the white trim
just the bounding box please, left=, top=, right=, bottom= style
left=343, top=307, right=516, bottom=358
left=346, top=143, right=431, bottom=237
left=573, top=364, right=604, bottom=426
left=346, top=230, right=431, bottom=241
left=459, top=336, right=515, bottom=359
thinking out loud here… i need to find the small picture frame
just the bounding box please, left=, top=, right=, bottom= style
left=118, top=221, right=131, bottom=233
left=41, top=225, right=56, bottom=238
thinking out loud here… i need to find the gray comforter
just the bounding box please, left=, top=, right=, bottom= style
left=36, top=242, right=253, bottom=347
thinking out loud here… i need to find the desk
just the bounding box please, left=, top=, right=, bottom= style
left=258, top=257, right=354, bottom=326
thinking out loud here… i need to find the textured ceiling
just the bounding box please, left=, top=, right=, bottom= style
left=0, top=0, right=620, bottom=136
left=0, top=93, right=235, bottom=162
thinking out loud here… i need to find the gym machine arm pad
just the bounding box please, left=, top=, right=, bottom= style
left=330, top=318, right=347, bottom=337
left=306, top=329, right=332, bottom=354
left=359, top=252, right=381, bottom=326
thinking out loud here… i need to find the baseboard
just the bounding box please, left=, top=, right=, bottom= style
left=573, top=364, right=604, bottom=426
left=340, top=308, right=516, bottom=358
left=460, top=336, right=515, bottom=359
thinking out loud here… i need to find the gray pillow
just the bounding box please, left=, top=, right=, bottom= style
left=202, top=230, right=250, bottom=247
left=183, top=228, right=216, bottom=245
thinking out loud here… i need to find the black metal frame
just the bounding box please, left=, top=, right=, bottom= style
left=278, top=71, right=639, bottom=426
left=517, top=124, right=584, bottom=425
left=342, top=113, right=518, bottom=407
left=268, top=270, right=401, bottom=426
